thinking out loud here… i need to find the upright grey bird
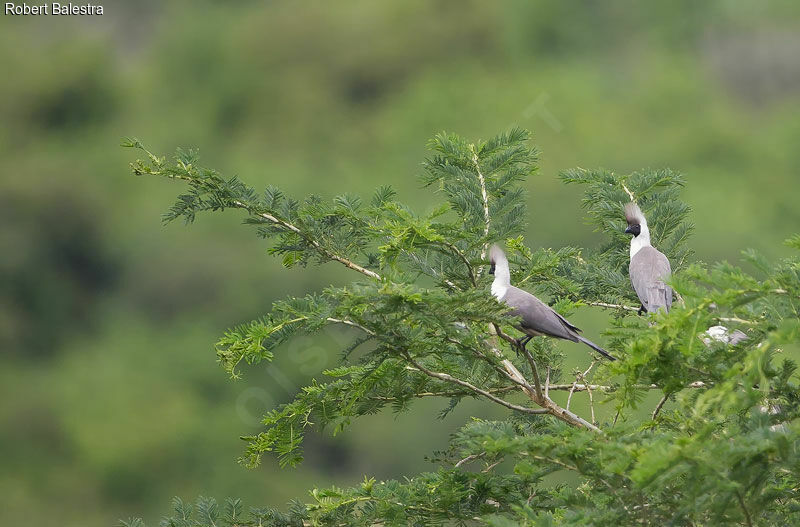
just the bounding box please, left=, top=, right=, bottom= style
left=489, top=245, right=615, bottom=361
left=624, top=202, right=672, bottom=314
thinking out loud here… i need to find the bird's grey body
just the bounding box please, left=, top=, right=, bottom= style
left=624, top=203, right=672, bottom=314
left=629, top=246, right=672, bottom=313
left=489, top=245, right=615, bottom=361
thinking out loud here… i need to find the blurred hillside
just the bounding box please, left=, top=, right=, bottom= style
left=1, top=1, right=799, bottom=525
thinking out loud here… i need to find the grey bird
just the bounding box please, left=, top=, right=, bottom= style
left=624, top=202, right=672, bottom=314
left=489, top=245, right=616, bottom=361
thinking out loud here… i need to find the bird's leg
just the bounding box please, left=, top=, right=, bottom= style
left=515, top=335, right=533, bottom=351
left=637, top=304, right=646, bottom=316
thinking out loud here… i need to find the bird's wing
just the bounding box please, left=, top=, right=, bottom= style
left=504, top=286, right=580, bottom=342
left=630, top=247, right=672, bottom=313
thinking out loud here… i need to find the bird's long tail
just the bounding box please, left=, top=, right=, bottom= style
left=577, top=336, right=617, bottom=361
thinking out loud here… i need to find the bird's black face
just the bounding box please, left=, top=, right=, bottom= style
left=625, top=223, right=641, bottom=237
left=489, top=263, right=496, bottom=275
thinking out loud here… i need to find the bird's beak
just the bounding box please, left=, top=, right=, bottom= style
left=489, top=263, right=495, bottom=275
left=624, top=226, right=634, bottom=235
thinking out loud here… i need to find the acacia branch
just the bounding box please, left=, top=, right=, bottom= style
left=490, top=324, right=601, bottom=432
left=234, top=200, right=381, bottom=280
left=488, top=324, right=541, bottom=401
left=445, top=335, right=537, bottom=395
left=372, top=385, right=517, bottom=402
left=135, top=151, right=382, bottom=282
left=404, top=354, right=548, bottom=415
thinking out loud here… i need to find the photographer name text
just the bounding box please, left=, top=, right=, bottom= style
left=5, top=2, right=103, bottom=15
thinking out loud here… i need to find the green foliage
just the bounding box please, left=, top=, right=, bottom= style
left=124, top=129, right=800, bottom=526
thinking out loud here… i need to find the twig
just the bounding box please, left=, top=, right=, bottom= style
left=560, top=381, right=707, bottom=393
left=545, top=367, right=551, bottom=399
left=325, top=318, right=376, bottom=335
left=445, top=335, right=538, bottom=395
left=405, top=249, right=459, bottom=290
left=652, top=392, right=670, bottom=420
left=487, top=324, right=540, bottom=401
left=370, top=385, right=517, bottom=402
left=529, top=454, right=628, bottom=511
left=234, top=200, right=382, bottom=280
left=522, top=347, right=545, bottom=401
left=526, top=490, right=537, bottom=506
left=471, top=145, right=491, bottom=279
left=440, top=241, right=476, bottom=287
left=404, top=354, right=548, bottom=415
left=567, top=378, right=579, bottom=411
left=586, top=301, right=639, bottom=312
left=717, top=316, right=757, bottom=326
left=622, top=183, right=635, bottom=202
left=482, top=459, right=503, bottom=473
left=735, top=489, right=754, bottom=527
left=576, top=362, right=597, bottom=425
left=455, top=452, right=485, bottom=468
left=491, top=324, right=544, bottom=401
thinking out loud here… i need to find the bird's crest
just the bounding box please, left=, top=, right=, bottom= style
left=489, top=244, right=505, bottom=264
left=624, top=202, right=645, bottom=225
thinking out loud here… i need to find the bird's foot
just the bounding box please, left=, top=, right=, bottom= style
left=515, top=336, right=532, bottom=355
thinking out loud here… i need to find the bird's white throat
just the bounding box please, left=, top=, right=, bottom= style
left=491, top=259, right=511, bottom=301
left=629, top=222, right=652, bottom=258
left=491, top=281, right=508, bottom=300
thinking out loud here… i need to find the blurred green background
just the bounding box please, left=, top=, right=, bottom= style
left=2, top=1, right=799, bottom=525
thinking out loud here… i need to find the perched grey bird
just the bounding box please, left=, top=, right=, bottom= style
left=489, top=245, right=616, bottom=361
left=624, top=202, right=672, bottom=314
